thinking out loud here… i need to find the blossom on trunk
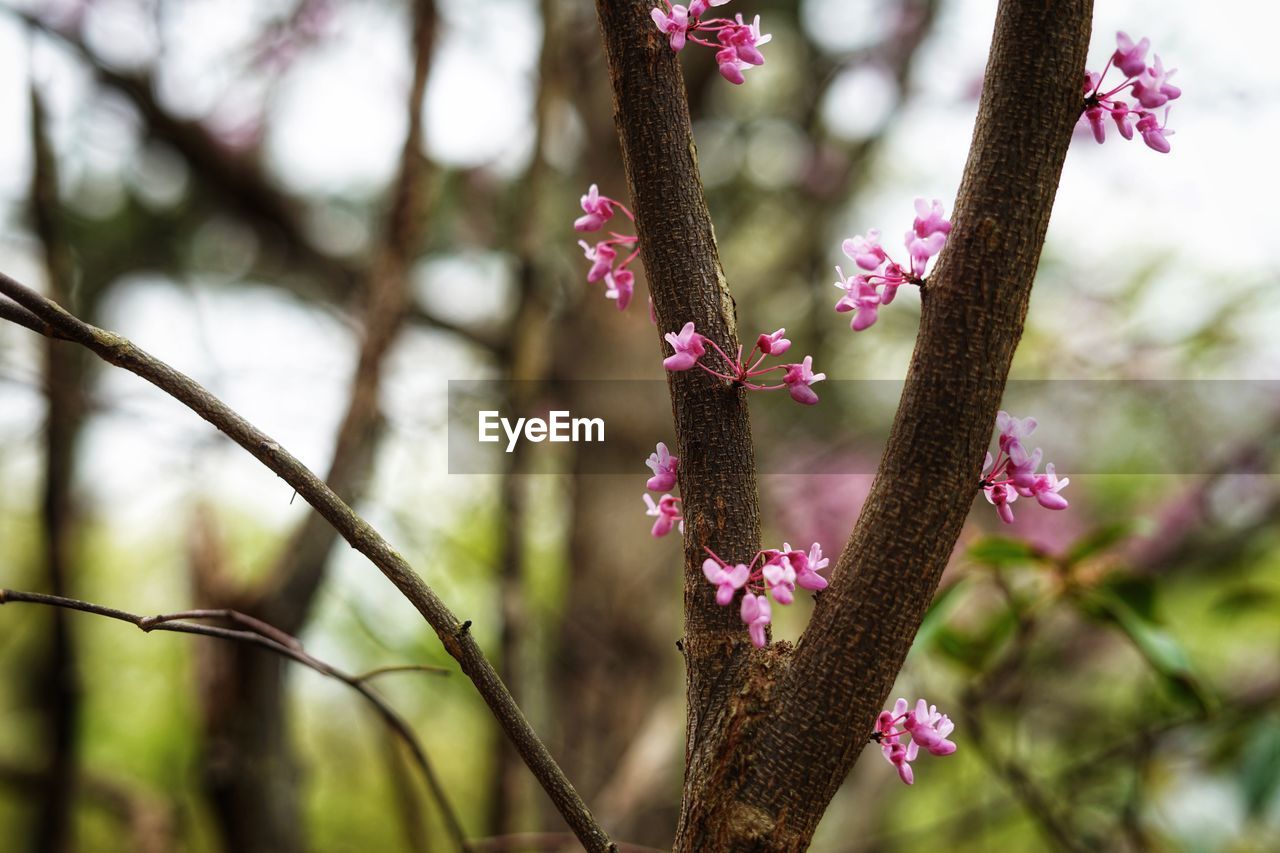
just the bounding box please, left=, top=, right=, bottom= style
left=699, top=541, right=830, bottom=647
left=833, top=200, right=950, bottom=331
left=660, top=321, right=824, bottom=406
left=875, top=697, right=957, bottom=784
left=650, top=2, right=771, bottom=86
left=1081, top=31, right=1181, bottom=153
left=643, top=493, right=683, bottom=537
left=981, top=411, right=1069, bottom=524
left=572, top=185, right=641, bottom=309
left=645, top=441, right=679, bottom=492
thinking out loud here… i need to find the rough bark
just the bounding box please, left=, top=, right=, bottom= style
left=591, top=4, right=766, bottom=828
left=594, top=0, right=1093, bottom=847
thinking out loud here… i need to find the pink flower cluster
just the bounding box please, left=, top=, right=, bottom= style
left=875, top=698, right=957, bottom=785
left=663, top=322, right=826, bottom=405
left=651, top=1, right=771, bottom=85
left=834, top=199, right=951, bottom=332
left=702, top=541, right=829, bottom=648
left=643, top=442, right=684, bottom=537
left=1083, top=31, right=1181, bottom=153
left=574, top=185, right=641, bottom=310
left=981, top=411, right=1069, bottom=525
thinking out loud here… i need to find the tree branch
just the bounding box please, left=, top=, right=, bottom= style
left=731, top=0, right=1094, bottom=844
left=590, top=3, right=765, bottom=837
left=596, top=0, right=1092, bottom=846
left=0, top=587, right=470, bottom=851
left=0, top=273, right=613, bottom=851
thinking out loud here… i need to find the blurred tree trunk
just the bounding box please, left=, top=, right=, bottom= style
left=189, top=3, right=437, bottom=850
left=27, top=84, right=84, bottom=853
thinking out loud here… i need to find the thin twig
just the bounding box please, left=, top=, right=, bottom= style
left=355, top=663, right=451, bottom=682
left=468, top=833, right=666, bottom=853
left=0, top=587, right=471, bottom=851
left=0, top=273, right=613, bottom=851
left=138, top=608, right=302, bottom=649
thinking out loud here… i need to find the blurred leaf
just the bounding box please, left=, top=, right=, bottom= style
left=1102, top=575, right=1159, bottom=621
left=913, top=579, right=967, bottom=651
left=931, top=608, right=1016, bottom=673
left=1212, top=584, right=1280, bottom=616
left=1240, top=717, right=1280, bottom=819
left=966, top=536, right=1046, bottom=569
left=1064, top=521, right=1136, bottom=566
left=1085, top=587, right=1217, bottom=715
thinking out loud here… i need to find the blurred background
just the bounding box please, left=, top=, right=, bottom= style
left=1, top=0, right=1278, bottom=850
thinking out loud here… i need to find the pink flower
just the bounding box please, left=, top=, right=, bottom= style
left=984, top=481, right=1018, bottom=525
left=834, top=267, right=882, bottom=331
left=740, top=592, right=771, bottom=648
left=782, top=356, right=825, bottom=405
left=1132, top=55, right=1181, bottom=109
left=878, top=262, right=907, bottom=305
left=688, top=0, right=732, bottom=15
left=903, top=699, right=958, bottom=756
left=912, top=198, right=952, bottom=239
left=1112, top=31, right=1150, bottom=78
left=1111, top=102, right=1135, bottom=140
left=877, top=699, right=919, bottom=785
left=1085, top=105, right=1108, bottom=144
left=762, top=555, right=796, bottom=605
left=715, top=47, right=746, bottom=85
left=757, top=328, right=791, bottom=356
left=703, top=559, right=750, bottom=606
left=1081, top=33, right=1180, bottom=157
left=605, top=268, right=634, bottom=310
left=651, top=4, right=690, bottom=52
left=645, top=441, right=679, bottom=492
left=792, top=542, right=830, bottom=590
left=643, top=493, right=683, bottom=537
left=886, top=741, right=916, bottom=785
left=718, top=14, right=768, bottom=67
left=996, top=411, right=1037, bottom=452
left=1136, top=108, right=1174, bottom=154
left=877, top=697, right=957, bottom=784
left=982, top=411, right=1068, bottom=525
left=905, top=230, right=946, bottom=277
left=663, top=321, right=706, bottom=371
left=578, top=240, right=617, bottom=283
left=843, top=230, right=887, bottom=271
left=1006, top=442, right=1043, bottom=490
left=1028, top=463, right=1070, bottom=510
left=574, top=184, right=615, bottom=232
left=714, top=15, right=770, bottom=84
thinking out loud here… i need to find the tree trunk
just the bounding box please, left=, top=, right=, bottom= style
left=593, top=0, right=1093, bottom=846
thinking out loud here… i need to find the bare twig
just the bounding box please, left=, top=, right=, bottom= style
left=355, top=663, right=451, bottom=682
left=468, top=833, right=666, bottom=853
left=0, top=587, right=470, bottom=851
left=0, top=273, right=613, bottom=851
